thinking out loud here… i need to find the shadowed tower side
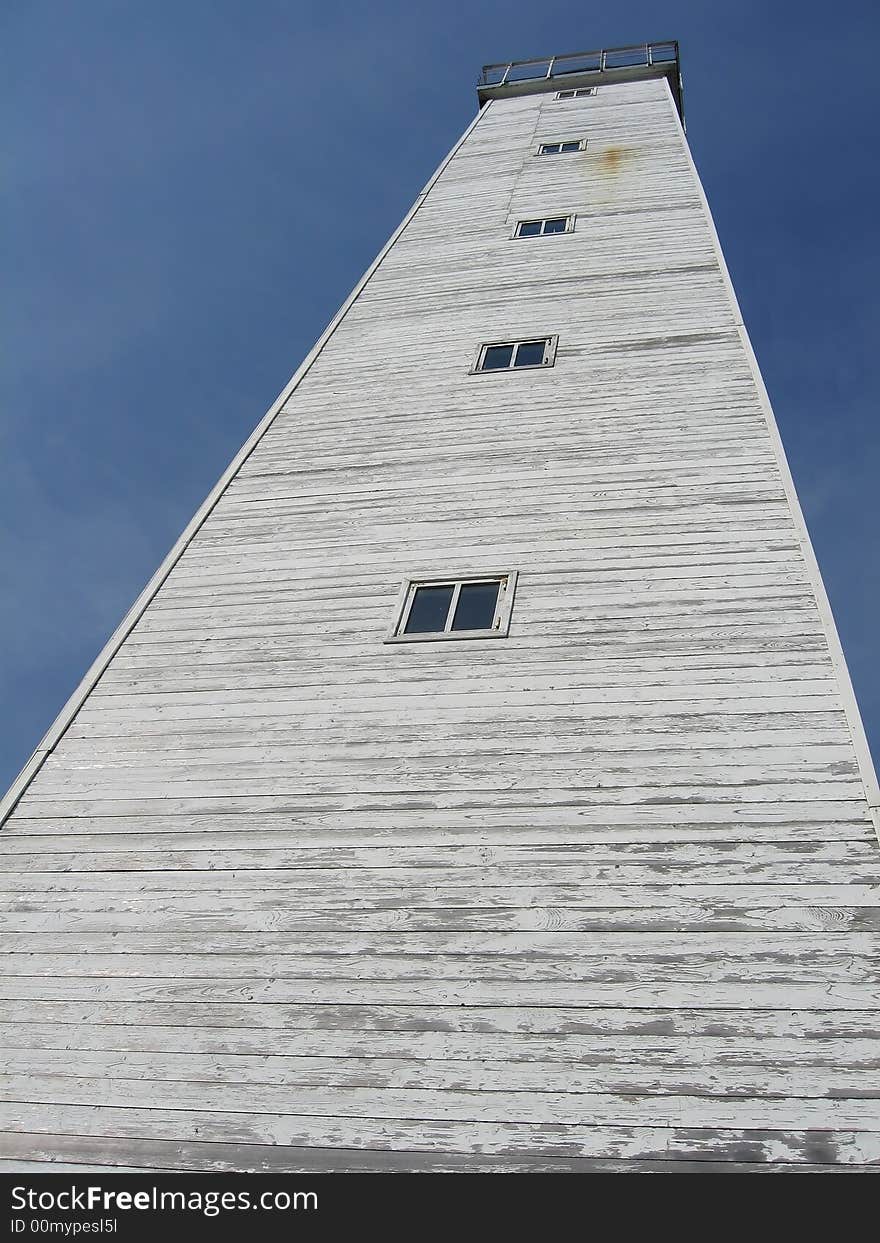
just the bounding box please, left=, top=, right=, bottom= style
left=1, top=42, right=879, bottom=1172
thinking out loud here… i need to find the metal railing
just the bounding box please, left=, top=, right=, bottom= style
left=478, top=40, right=679, bottom=88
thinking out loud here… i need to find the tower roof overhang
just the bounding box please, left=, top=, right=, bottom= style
left=477, top=40, right=684, bottom=127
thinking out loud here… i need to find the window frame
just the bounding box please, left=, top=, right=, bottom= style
left=513, top=215, right=576, bottom=240
left=555, top=87, right=597, bottom=100
left=385, top=572, right=518, bottom=644
left=471, top=335, right=558, bottom=374
left=536, top=138, right=587, bottom=156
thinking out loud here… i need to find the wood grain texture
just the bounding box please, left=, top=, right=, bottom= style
left=1, top=74, right=878, bottom=1171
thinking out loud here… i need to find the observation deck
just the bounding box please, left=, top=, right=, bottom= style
left=477, top=40, right=684, bottom=125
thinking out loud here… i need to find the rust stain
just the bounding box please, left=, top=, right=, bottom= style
left=598, top=145, right=632, bottom=175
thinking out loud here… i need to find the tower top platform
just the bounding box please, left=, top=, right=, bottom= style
left=477, top=40, right=683, bottom=125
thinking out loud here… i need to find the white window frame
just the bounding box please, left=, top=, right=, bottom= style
left=471, top=335, right=558, bottom=374
left=385, top=572, right=518, bottom=644
left=536, top=138, right=587, bottom=156
left=555, top=87, right=596, bottom=100
left=513, top=215, right=576, bottom=239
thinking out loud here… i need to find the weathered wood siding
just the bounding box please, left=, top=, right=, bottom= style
left=2, top=76, right=879, bottom=1172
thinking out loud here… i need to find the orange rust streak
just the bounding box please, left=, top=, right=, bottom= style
left=599, top=146, right=631, bottom=174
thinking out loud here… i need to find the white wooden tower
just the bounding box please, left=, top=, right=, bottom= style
left=2, top=42, right=879, bottom=1172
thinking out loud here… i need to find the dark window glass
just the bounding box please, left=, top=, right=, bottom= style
left=404, top=585, right=454, bottom=634
left=513, top=340, right=546, bottom=367
left=518, top=220, right=542, bottom=237
left=557, top=90, right=574, bottom=99
left=481, top=344, right=514, bottom=371
left=451, top=582, right=500, bottom=631
left=543, top=217, right=567, bottom=234
left=560, top=141, right=581, bottom=153
left=540, top=143, right=560, bottom=154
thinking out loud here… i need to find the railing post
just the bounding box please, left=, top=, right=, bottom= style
left=545, top=56, right=555, bottom=79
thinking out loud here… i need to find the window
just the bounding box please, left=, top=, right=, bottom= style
left=514, top=215, right=574, bottom=238
left=537, top=139, right=586, bottom=155
left=386, top=573, right=518, bottom=642
left=473, top=336, right=557, bottom=373
left=556, top=88, right=596, bottom=99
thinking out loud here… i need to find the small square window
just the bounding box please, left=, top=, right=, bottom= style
left=480, top=343, right=515, bottom=371
left=404, top=584, right=455, bottom=635
left=514, top=215, right=574, bottom=238
left=537, top=139, right=586, bottom=156
left=387, top=573, right=518, bottom=643
left=513, top=339, right=546, bottom=368
left=472, top=336, right=558, bottom=373
left=451, top=581, right=500, bottom=631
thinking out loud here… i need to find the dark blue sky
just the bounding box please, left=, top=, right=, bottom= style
left=2, top=0, right=878, bottom=793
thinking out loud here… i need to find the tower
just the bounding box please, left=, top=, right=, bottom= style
left=2, top=41, right=879, bottom=1172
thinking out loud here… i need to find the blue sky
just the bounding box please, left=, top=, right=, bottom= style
left=2, top=0, right=878, bottom=793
